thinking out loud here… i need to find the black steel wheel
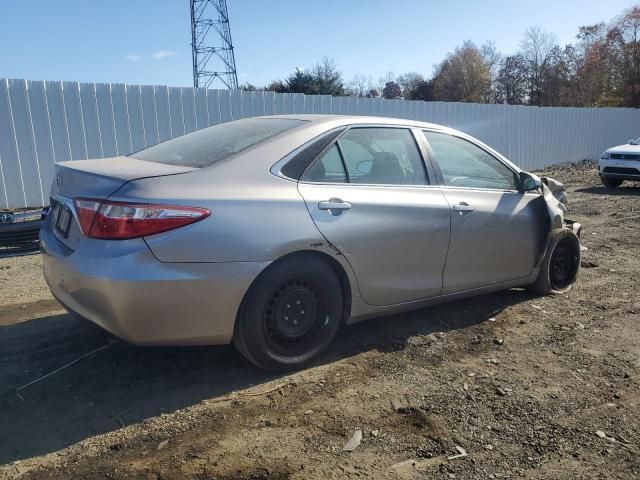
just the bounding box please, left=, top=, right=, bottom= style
left=234, top=254, right=344, bottom=372
left=263, top=277, right=325, bottom=357
left=549, top=242, right=575, bottom=290
left=530, top=229, right=580, bottom=295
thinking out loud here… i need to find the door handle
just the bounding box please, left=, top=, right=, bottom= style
left=318, top=199, right=351, bottom=215
left=452, top=203, right=475, bottom=214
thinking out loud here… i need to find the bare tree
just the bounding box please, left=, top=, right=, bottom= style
left=376, top=72, right=396, bottom=96
left=520, top=27, right=558, bottom=105
left=612, top=6, right=640, bottom=106
left=495, top=54, right=528, bottom=104
left=347, top=74, right=374, bottom=97
left=571, top=23, right=611, bottom=105
left=480, top=41, right=502, bottom=102
left=396, top=72, right=423, bottom=96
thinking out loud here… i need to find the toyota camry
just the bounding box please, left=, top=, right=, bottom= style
left=41, top=115, right=581, bottom=371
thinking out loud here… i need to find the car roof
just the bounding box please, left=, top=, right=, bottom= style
left=258, top=114, right=449, bottom=131
left=253, top=114, right=520, bottom=175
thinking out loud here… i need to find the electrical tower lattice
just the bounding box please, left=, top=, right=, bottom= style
left=190, top=0, right=239, bottom=89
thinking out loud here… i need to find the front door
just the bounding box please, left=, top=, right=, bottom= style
left=422, top=131, right=544, bottom=293
left=297, top=127, right=451, bottom=306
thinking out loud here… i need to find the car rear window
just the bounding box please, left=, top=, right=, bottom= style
left=131, top=118, right=306, bottom=168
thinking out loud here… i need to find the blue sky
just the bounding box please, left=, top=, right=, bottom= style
left=0, top=0, right=636, bottom=88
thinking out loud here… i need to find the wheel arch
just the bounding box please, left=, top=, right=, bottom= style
left=235, top=250, right=354, bottom=330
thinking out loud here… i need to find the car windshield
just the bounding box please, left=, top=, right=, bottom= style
left=632, top=136, right=640, bottom=145
left=131, top=118, right=306, bottom=168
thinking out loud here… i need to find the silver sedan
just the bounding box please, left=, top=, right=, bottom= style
left=41, top=115, right=581, bottom=371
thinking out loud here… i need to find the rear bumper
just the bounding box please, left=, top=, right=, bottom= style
left=40, top=225, right=269, bottom=346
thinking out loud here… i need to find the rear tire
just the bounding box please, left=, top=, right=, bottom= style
left=529, top=229, right=580, bottom=295
left=233, top=254, right=344, bottom=372
left=601, top=177, right=623, bottom=188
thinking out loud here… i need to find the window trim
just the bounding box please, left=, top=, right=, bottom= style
left=420, top=129, right=522, bottom=193
left=270, top=127, right=346, bottom=182
left=334, top=140, right=351, bottom=183
left=299, top=124, right=432, bottom=187
left=302, top=143, right=349, bottom=184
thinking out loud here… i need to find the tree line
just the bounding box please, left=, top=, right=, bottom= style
left=242, top=5, right=640, bottom=108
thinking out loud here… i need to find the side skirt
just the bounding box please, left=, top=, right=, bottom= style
left=347, top=271, right=539, bottom=324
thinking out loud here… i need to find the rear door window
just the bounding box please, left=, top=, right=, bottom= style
left=131, top=118, right=306, bottom=168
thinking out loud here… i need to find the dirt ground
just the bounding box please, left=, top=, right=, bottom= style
left=1, top=161, right=639, bottom=480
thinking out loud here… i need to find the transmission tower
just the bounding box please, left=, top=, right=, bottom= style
left=190, top=0, right=239, bottom=89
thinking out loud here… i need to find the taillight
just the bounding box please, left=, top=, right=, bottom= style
left=73, top=198, right=210, bottom=240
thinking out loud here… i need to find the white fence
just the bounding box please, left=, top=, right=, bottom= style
left=1, top=77, right=639, bottom=209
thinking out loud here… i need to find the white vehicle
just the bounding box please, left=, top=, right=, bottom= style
left=599, top=137, right=640, bottom=188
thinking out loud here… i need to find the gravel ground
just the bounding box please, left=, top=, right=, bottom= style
left=0, top=254, right=50, bottom=308
left=0, top=161, right=638, bottom=480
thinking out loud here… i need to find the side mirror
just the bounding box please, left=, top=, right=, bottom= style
left=520, top=171, right=542, bottom=192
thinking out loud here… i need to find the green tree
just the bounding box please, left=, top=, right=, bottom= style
left=267, top=58, right=345, bottom=95
left=284, top=69, right=317, bottom=94
left=382, top=81, right=402, bottom=99
left=310, top=57, right=345, bottom=95
left=432, top=40, right=492, bottom=102
left=406, top=80, right=435, bottom=101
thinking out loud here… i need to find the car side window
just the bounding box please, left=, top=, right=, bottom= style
left=423, top=131, right=518, bottom=190
left=301, top=144, right=347, bottom=183
left=338, top=128, right=427, bottom=185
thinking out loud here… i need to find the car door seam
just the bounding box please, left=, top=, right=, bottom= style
left=294, top=182, right=364, bottom=300
left=439, top=188, right=453, bottom=297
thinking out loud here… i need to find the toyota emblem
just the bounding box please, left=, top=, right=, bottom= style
left=0, top=212, right=14, bottom=224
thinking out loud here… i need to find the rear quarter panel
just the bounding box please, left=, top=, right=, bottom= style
left=112, top=163, right=328, bottom=264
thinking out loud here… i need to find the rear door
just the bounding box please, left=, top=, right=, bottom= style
left=421, top=131, right=544, bottom=293
left=297, top=126, right=451, bottom=306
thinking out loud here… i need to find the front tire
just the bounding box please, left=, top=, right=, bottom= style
left=233, top=254, right=344, bottom=372
left=530, top=229, right=580, bottom=295
left=601, top=177, right=623, bottom=188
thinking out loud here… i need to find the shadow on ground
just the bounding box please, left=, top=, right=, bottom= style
left=0, top=288, right=534, bottom=464
left=576, top=184, right=640, bottom=196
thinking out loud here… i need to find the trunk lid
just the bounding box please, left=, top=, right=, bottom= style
left=48, top=157, right=196, bottom=250
left=50, top=156, right=197, bottom=200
